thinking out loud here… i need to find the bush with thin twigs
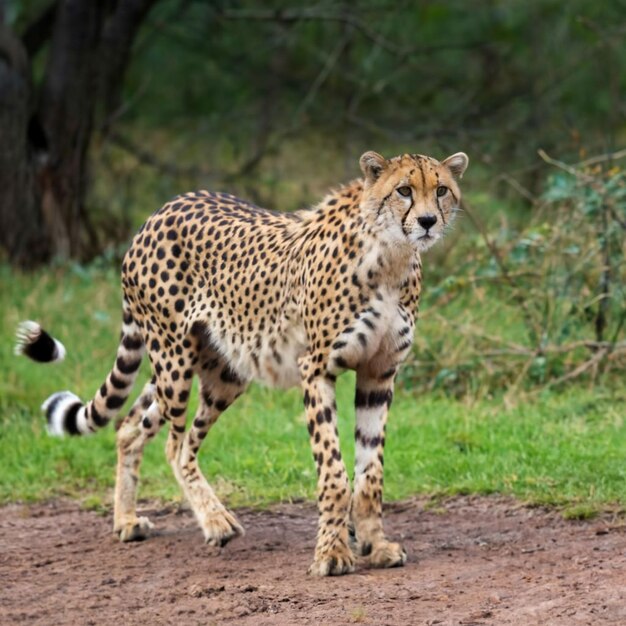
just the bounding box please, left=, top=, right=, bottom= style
left=402, top=151, right=626, bottom=398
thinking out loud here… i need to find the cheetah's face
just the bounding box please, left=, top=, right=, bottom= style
left=360, top=151, right=469, bottom=252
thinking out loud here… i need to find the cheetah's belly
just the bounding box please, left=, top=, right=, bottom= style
left=255, top=321, right=307, bottom=389
left=213, top=307, right=307, bottom=390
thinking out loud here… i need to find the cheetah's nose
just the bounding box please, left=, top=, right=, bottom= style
left=417, top=214, right=437, bottom=230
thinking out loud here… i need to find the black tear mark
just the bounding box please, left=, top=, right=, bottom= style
left=436, top=195, right=446, bottom=225
left=377, top=192, right=392, bottom=216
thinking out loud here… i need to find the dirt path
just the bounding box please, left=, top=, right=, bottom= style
left=0, top=496, right=623, bottom=625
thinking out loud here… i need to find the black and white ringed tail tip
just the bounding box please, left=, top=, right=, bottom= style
left=14, top=321, right=66, bottom=363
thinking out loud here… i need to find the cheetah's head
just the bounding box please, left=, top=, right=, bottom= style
left=359, top=151, right=469, bottom=252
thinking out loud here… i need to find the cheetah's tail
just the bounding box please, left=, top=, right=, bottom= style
left=15, top=302, right=145, bottom=436
left=14, top=321, right=67, bottom=362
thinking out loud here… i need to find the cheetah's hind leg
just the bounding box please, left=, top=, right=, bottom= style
left=167, top=344, right=248, bottom=547
left=113, top=378, right=162, bottom=541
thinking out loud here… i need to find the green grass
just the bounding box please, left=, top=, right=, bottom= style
left=1, top=264, right=624, bottom=515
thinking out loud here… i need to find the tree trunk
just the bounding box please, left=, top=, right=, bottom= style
left=0, top=23, right=50, bottom=265
left=38, top=0, right=110, bottom=259
left=0, top=0, right=157, bottom=266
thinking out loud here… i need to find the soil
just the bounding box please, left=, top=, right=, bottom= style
left=0, top=496, right=624, bottom=625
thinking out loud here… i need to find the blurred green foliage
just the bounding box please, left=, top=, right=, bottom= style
left=119, top=1, right=625, bottom=157
left=11, top=0, right=625, bottom=216
left=401, top=161, right=626, bottom=396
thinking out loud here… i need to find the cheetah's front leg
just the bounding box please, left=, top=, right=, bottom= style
left=300, top=357, right=355, bottom=576
left=351, top=368, right=406, bottom=568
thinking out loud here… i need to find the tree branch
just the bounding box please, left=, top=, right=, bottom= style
left=544, top=347, right=610, bottom=388
left=538, top=149, right=596, bottom=183
left=107, top=130, right=219, bottom=181
left=214, top=7, right=484, bottom=59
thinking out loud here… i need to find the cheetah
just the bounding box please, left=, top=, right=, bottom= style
left=16, top=150, right=468, bottom=576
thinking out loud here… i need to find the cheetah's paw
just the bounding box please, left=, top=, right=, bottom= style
left=202, top=509, right=245, bottom=547
left=116, top=516, right=155, bottom=542
left=308, top=545, right=356, bottom=576
left=368, top=540, right=407, bottom=568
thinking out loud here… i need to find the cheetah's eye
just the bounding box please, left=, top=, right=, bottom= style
left=397, top=186, right=412, bottom=197
left=436, top=185, right=448, bottom=197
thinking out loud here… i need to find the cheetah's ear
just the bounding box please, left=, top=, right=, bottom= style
left=360, top=151, right=386, bottom=184
left=442, top=152, right=469, bottom=179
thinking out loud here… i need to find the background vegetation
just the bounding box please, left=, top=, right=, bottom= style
left=0, top=1, right=624, bottom=515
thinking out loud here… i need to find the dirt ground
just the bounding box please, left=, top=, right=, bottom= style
left=0, top=496, right=624, bottom=625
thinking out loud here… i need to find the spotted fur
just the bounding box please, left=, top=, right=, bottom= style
left=18, top=150, right=468, bottom=575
